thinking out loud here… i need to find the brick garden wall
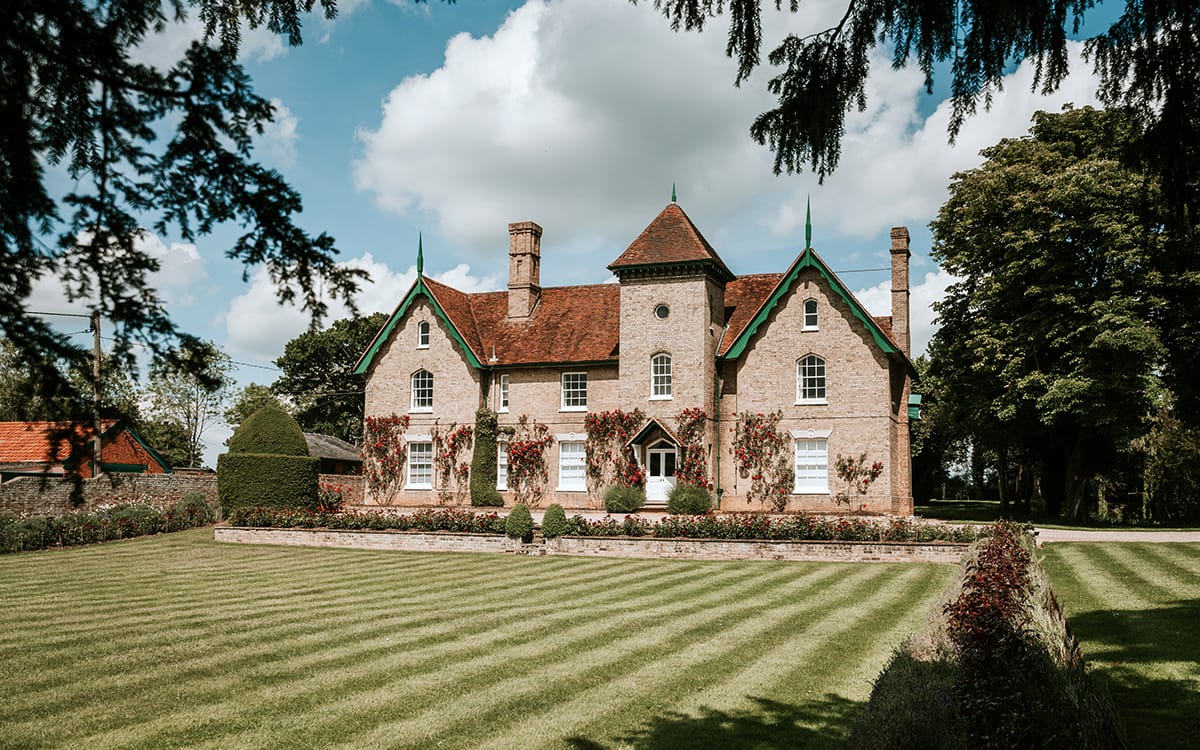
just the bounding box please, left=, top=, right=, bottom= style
left=0, top=472, right=218, bottom=518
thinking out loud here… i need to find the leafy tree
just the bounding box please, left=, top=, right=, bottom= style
left=137, top=418, right=192, bottom=469
left=225, top=383, right=286, bottom=433
left=272, top=312, right=386, bottom=444
left=143, top=342, right=235, bottom=467
left=929, top=106, right=1165, bottom=521
left=3, top=1, right=364, bottom=423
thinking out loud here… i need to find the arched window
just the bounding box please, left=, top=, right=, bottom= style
left=803, top=299, right=819, bottom=330
left=417, top=321, right=430, bottom=348
left=651, top=353, right=672, bottom=398
left=797, top=355, right=826, bottom=402
left=411, top=369, right=433, bottom=410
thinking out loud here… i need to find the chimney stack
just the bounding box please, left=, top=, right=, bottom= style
left=889, top=227, right=910, bottom=356
left=507, top=221, right=542, bottom=320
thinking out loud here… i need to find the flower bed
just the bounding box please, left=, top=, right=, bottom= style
left=2, top=495, right=216, bottom=554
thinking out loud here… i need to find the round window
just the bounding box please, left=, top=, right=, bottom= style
left=654, top=304, right=670, bottom=319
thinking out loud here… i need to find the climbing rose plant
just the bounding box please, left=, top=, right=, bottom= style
left=433, top=422, right=473, bottom=504
left=363, top=414, right=411, bottom=499
left=584, top=409, right=645, bottom=503
left=506, top=416, right=553, bottom=508
left=834, top=453, right=884, bottom=513
left=732, top=411, right=794, bottom=511
left=675, top=407, right=710, bottom=490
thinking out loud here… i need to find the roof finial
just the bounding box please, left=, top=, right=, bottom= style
left=417, top=232, right=424, bottom=277
left=671, top=182, right=677, bottom=203
left=804, top=196, right=812, bottom=250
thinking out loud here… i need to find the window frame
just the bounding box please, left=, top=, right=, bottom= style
left=417, top=321, right=431, bottom=348
left=650, top=353, right=673, bottom=400
left=793, top=437, right=829, bottom=494
left=410, top=369, right=434, bottom=412
left=496, top=439, right=508, bottom=491
left=796, top=354, right=827, bottom=404
left=557, top=440, right=587, bottom=491
left=407, top=441, right=433, bottom=489
left=802, top=299, right=819, bottom=331
left=560, top=372, right=588, bottom=411
left=497, top=374, right=509, bottom=413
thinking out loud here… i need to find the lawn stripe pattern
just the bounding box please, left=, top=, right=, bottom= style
left=0, top=528, right=955, bottom=749
left=1041, top=542, right=1200, bottom=749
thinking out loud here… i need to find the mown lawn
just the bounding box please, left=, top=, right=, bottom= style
left=0, top=528, right=954, bottom=749
left=1041, top=543, right=1200, bottom=748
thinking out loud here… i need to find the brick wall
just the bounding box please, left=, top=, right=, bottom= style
left=320, top=474, right=364, bottom=504
left=0, top=472, right=217, bottom=518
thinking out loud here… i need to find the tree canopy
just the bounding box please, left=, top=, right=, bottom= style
left=3, top=0, right=364, bottom=418
left=928, top=106, right=1170, bottom=520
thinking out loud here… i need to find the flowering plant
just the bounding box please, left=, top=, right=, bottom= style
left=731, top=411, right=794, bottom=511
left=584, top=409, right=645, bottom=505
left=433, top=422, right=473, bottom=504
left=317, top=483, right=348, bottom=512
left=675, top=407, right=711, bottom=489
left=507, top=416, right=553, bottom=507
left=362, top=414, right=410, bottom=499
left=833, top=453, right=884, bottom=513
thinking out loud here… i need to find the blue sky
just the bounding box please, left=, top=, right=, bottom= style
left=30, top=0, right=1119, bottom=463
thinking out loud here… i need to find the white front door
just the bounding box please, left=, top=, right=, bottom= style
left=646, top=445, right=677, bottom=504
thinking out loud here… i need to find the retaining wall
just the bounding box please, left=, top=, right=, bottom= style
left=214, top=526, right=968, bottom=563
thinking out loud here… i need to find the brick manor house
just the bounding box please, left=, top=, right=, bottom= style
left=354, top=200, right=916, bottom=514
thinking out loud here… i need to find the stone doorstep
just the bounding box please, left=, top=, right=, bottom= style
left=214, top=526, right=969, bottom=564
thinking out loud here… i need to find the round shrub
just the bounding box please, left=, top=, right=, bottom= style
left=604, top=485, right=645, bottom=513
left=227, top=405, right=309, bottom=456
left=541, top=503, right=568, bottom=538
left=667, top=483, right=713, bottom=515
left=505, top=502, right=534, bottom=542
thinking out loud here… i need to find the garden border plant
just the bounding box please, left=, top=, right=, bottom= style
left=1, top=494, right=216, bottom=554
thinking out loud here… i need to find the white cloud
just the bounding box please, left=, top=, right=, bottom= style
left=222, top=254, right=500, bottom=362
left=131, top=14, right=286, bottom=71
left=855, top=268, right=955, bottom=358
left=355, top=0, right=1105, bottom=266
left=259, top=99, right=300, bottom=167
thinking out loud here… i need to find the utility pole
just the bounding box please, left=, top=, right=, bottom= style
left=91, top=309, right=103, bottom=476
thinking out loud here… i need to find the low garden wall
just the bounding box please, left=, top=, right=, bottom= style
left=214, top=526, right=968, bottom=563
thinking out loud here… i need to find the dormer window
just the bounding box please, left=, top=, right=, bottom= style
left=803, top=299, right=818, bottom=331
left=417, top=321, right=430, bottom=348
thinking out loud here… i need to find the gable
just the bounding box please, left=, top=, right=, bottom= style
left=720, top=248, right=909, bottom=367
left=354, top=276, right=483, bottom=376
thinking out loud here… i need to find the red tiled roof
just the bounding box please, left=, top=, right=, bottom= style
left=719, top=273, right=784, bottom=355
left=608, top=203, right=735, bottom=280
left=424, top=276, right=621, bottom=366
left=0, top=421, right=115, bottom=464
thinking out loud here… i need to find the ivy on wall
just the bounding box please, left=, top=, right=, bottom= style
left=834, top=453, right=883, bottom=513
left=433, top=422, right=473, bottom=505
left=583, top=409, right=645, bottom=504
left=506, top=416, right=553, bottom=508
left=675, top=407, right=710, bottom=490
left=362, top=414, right=410, bottom=500
left=732, top=411, right=794, bottom=511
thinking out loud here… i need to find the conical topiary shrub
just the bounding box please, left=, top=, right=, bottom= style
left=505, top=502, right=534, bottom=543
left=541, top=503, right=568, bottom=538
left=217, top=405, right=319, bottom=516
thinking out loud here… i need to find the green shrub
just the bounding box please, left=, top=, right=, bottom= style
left=505, top=502, right=534, bottom=542
left=217, top=452, right=320, bottom=514
left=541, top=503, right=568, bottom=538
left=470, top=408, right=504, bottom=506
left=172, top=492, right=215, bottom=527
left=667, top=483, right=712, bottom=514
left=227, top=405, right=309, bottom=455
left=604, top=485, right=645, bottom=513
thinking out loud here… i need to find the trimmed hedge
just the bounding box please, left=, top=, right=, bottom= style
left=470, top=408, right=504, bottom=506
left=505, top=502, right=534, bottom=542
left=227, top=405, right=309, bottom=455
left=603, top=485, right=645, bottom=513
left=666, top=483, right=712, bottom=515
left=217, top=452, right=320, bottom=513
left=1, top=497, right=217, bottom=554
left=541, top=504, right=568, bottom=538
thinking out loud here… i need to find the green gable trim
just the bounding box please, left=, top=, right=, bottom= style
left=722, top=248, right=900, bottom=360
left=115, top=422, right=175, bottom=473
left=353, top=278, right=482, bottom=375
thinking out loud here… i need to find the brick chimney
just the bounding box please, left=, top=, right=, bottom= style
left=889, top=227, right=910, bottom=356
left=507, top=221, right=542, bottom=320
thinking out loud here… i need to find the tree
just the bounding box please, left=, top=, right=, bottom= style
left=272, top=312, right=386, bottom=444
left=3, top=1, right=364, bottom=423
left=144, top=342, right=235, bottom=467
left=225, top=383, right=286, bottom=433
left=929, top=106, right=1166, bottom=521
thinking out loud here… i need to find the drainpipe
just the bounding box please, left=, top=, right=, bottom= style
left=714, top=370, right=722, bottom=510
